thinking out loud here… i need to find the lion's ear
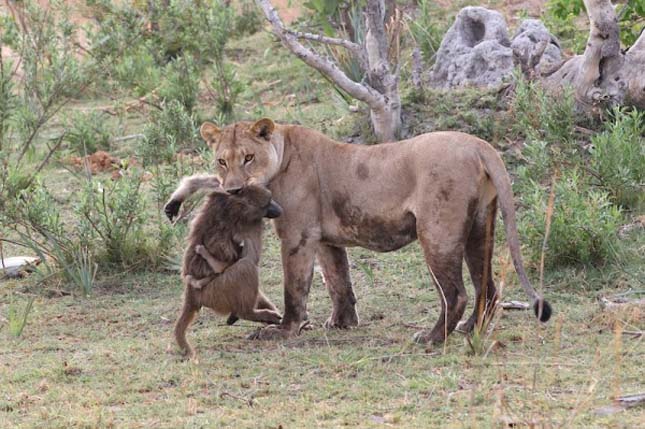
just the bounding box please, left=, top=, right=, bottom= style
left=250, top=118, right=275, bottom=141
left=200, top=122, right=221, bottom=145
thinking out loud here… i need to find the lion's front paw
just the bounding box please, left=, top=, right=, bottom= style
left=324, top=305, right=359, bottom=330
left=246, top=324, right=297, bottom=341
left=164, top=199, right=182, bottom=221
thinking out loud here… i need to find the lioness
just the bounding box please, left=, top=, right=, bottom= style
left=165, top=119, right=552, bottom=344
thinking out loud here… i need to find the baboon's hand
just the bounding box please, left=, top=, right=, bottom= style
left=164, top=199, right=182, bottom=221
left=195, top=244, right=206, bottom=256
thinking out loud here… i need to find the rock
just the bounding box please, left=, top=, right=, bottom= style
left=428, top=7, right=514, bottom=88
left=511, top=19, right=562, bottom=73
left=1, top=256, right=41, bottom=278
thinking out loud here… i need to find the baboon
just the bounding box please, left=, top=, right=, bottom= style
left=166, top=179, right=283, bottom=357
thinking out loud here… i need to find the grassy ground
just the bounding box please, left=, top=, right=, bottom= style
left=2, top=230, right=644, bottom=428
left=2, top=4, right=644, bottom=428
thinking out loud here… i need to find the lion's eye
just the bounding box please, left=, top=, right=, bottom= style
left=244, top=154, right=254, bottom=163
left=218, top=159, right=227, bottom=167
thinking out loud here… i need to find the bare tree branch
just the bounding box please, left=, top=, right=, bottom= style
left=286, top=29, right=361, bottom=52
left=255, top=0, right=385, bottom=108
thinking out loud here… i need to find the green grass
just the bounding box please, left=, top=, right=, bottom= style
left=2, top=228, right=644, bottom=428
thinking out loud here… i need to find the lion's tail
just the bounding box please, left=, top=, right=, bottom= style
left=478, top=143, right=552, bottom=323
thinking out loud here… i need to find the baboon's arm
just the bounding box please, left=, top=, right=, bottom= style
left=195, top=245, right=230, bottom=273
left=164, top=174, right=221, bottom=220
left=239, top=237, right=261, bottom=266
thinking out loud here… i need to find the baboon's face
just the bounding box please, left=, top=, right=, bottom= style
left=232, top=185, right=283, bottom=222
left=200, top=119, right=280, bottom=194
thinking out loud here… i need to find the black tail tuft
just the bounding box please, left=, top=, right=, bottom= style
left=226, top=313, right=239, bottom=325
left=533, top=299, right=552, bottom=322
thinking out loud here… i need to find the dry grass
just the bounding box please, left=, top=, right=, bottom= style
left=2, top=230, right=644, bottom=428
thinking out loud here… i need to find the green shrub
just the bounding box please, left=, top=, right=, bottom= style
left=158, top=56, right=200, bottom=113
left=590, top=108, right=645, bottom=210
left=112, top=46, right=162, bottom=97
left=77, top=172, right=151, bottom=268
left=64, top=111, right=112, bottom=155
left=408, top=0, right=446, bottom=64
left=518, top=169, right=621, bottom=268
left=511, top=74, right=576, bottom=144
left=234, top=0, right=263, bottom=37
left=138, top=100, right=199, bottom=165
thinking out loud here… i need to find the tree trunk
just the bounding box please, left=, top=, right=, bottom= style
left=542, top=0, right=645, bottom=110
left=365, top=0, right=401, bottom=141
left=255, top=0, right=401, bottom=142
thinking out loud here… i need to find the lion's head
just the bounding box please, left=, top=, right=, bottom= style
left=200, top=118, right=283, bottom=193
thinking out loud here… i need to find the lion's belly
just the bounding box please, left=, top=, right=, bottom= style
left=321, top=200, right=417, bottom=252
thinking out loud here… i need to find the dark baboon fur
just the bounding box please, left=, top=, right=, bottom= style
left=168, top=184, right=283, bottom=357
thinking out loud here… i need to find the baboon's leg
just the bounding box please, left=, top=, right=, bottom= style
left=462, top=200, right=498, bottom=333
left=174, top=296, right=201, bottom=357
left=317, top=244, right=359, bottom=329
left=195, top=245, right=229, bottom=273
left=256, top=291, right=281, bottom=313
left=164, top=174, right=221, bottom=220
left=226, top=313, right=240, bottom=325
left=185, top=274, right=213, bottom=290
left=239, top=308, right=283, bottom=325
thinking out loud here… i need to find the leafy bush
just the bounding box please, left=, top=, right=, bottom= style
left=234, top=0, right=264, bottom=37
left=64, top=111, right=112, bottom=155
left=408, top=0, right=446, bottom=64
left=158, top=56, right=200, bottom=113
left=518, top=169, right=621, bottom=268
left=77, top=173, right=149, bottom=267
left=591, top=108, right=645, bottom=210
left=112, top=46, right=162, bottom=97
left=138, top=100, right=199, bottom=165
left=511, top=74, right=576, bottom=144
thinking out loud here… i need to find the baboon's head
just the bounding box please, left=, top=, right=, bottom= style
left=200, top=119, right=281, bottom=193
left=228, top=184, right=283, bottom=223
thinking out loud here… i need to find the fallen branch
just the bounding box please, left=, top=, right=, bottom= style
left=499, top=301, right=530, bottom=311
left=598, top=296, right=645, bottom=310
left=220, top=391, right=254, bottom=407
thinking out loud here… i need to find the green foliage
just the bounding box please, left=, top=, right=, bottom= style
left=511, top=73, right=576, bottom=144
left=545, top=0, right=645, bottom=51
left=157, top=56, right=200, bottom=113
left=77, top=173, right=149, bottom=267
left=408, top=0, right=446, bottom=64
left=112, top=45, right=163, bottom=97
left=234, top=0, right=264, bottom=37
left=211, top=61, right=244, bottom=121
left=518, top=169, right=621, bottom=268
left=7, top=295, right=35, bottom=337
left=590, top=108, right=645, bottom=210
left=64, top=111, right=112, bottom=155
left=139, top=100, right=199, bottom=165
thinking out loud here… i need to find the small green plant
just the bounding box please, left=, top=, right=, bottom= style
left=234, top=0, right=263, bottom=37
left=511, top=73, right=576, bottom=145
left=64, top=111, right=112, bottom=155
left=157, top=56, right=200, bottom=113
left=407, top=0, right=446, bottom=64
left=590, top=108, right=645, bottom=210
left=7, top=295, right=35, bottom=337
left=77, top=172, right=149, bottom=268
left=139, top=100, right=199, bottom=165
left=518, top=169, right=622, bottom=268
